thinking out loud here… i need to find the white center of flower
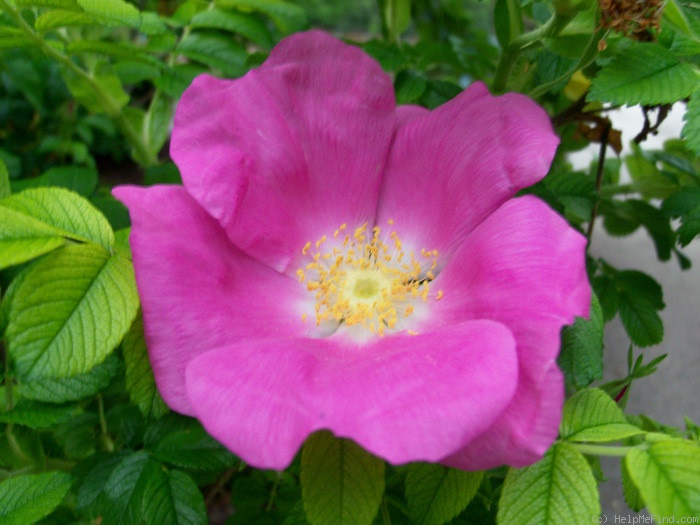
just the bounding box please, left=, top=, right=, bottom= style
left=296, top=221, right=442, bottom=336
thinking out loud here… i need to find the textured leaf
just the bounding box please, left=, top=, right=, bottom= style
left=560, top=388, right=643, bottom=442
left=18, top=352, right=120, bottom=403
left=0, top=471, right=72, bottom=525
left=141, top=469, right=207, bottom=525
left=7, top=244, right=139, bottom=381
left=0, top=400, right=78, bottom=428
left=301, top=431, right=385, bottom=525
left=589, top=43, right=698, bottom=106
left=682, top=89, right=700, bottom=156
left=15, top=0, right=79, bottom=7
left=626, top=440, right=700, bottom=519
left=35, top=10, right=97, bottom=31
left=122, top=313, right=168, bottom=420
left=216, top=0, right=307, bottom=33
left=77, top=0, right=140, bottom=26
left=61, top=67, right=130, bottom=113
left=497, top=443, right=600, bottom=525
left=405, top=463, right=483, bottom=525
left=0, top=187, right=113, bottom=248
left=153, top=427, right=238, bottom=470
left=76, top=451, right=132, bottom=515
left=176, top=31, right=248, bottom=77
left=621, top=460, right=645, bottom=512
left=558, top=296, right=604, bottom=389
left=66, top=40, right=164, bottom=68
left=190, top=8, right=274, bottom=48
left=0, top=206, right=65, bottom=270
left=100, top=451, right=157, bottom=525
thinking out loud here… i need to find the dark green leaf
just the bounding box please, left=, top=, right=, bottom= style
left=301, top=431, right=385, bottom=525
left=10, top=166, right=98, bottom=196
left=558, top=295, right=604, bottom=389
left=123, top=313, right=168, bottom=420
left=616, top=270, right=665, bottom=347
left=176, top=31, right=248, bottom=77
left=394, top=70, right=427, bottom=104
left=0, top=158, right=9, bottom=199
left=141, top=469, right=207, bottom=525
left=405, top=463, right=483, bottom=525
left=0, top=400, right=78, bottom=428
left=190, top=8, right=274, bottom=48
left=216, top=0, right=308, bottom=34
left=683, top=89, right=700, bottom=156
left=152, top=427, right=238, bottom=470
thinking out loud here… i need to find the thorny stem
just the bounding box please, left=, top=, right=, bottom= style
left=0, top=0, right=159, bottom=167
left=586, top=120, right=612, bottom=242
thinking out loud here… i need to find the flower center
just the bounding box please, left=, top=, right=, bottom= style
left=296, top=221, right=442, bottom=336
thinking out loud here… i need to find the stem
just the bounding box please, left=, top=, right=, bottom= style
left=586, top=120, right=611, bottom=242
left=492, top=12, right=572, bottom=93
left=0, top=0, right=158, bottom=167
left=97, top=394, right=114, bottom=452
left=569, top=442, right=640, bottom=457
left=265, top=472, right=282, bottom=512
left=204, top=467, right=238, bottom=508
left=381, top=497, right=392, bottom=525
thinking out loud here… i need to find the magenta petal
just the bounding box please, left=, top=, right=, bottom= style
left=377, top=82, right=559, bottom=261
left=426, top=196, right=589, bottom=467
left=443, top=364, right=565, bottom=469
left=184, top=320, right=518, bottom=470
left=113, top=185, right=307, bottom=414
left=170, top=31, right=396, bottom=273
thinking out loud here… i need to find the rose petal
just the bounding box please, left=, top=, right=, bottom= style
left=113, top=185, right=308, bottom=414
left=423, top=195, right=589, bottom=467
left=376, top=82, right=560, bottom=263
left=185, top=320, right=518, bottom=470
left=443, top=364, right=564, bottom=469
left=170, top=30, right=397, bottom=273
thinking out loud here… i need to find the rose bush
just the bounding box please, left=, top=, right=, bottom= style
left=114, top=30, right=590, bottom=471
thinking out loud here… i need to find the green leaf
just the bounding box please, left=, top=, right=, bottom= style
left=190, top=8, right=274, bottom=48
left=15, top=0, right=80, bottom=8
left=35, top=10, right=99, bottom=31
left=100, top=451, right=156, bottom=525
left=18, top=352, right=120, bottom=403
left=75, top=451, right=132, bottom=515
left=405, top=463, right=483, bottom=525
left=176, top=31, right=248, bottom=77
left=0, top=158, right=9, bottom=199
left=560, top=388, right=644, bottom=442
left=141, top=469, right=207, bottom=525
left=0, top=187, right=113, bottom=249
left=301, top=431, right=385, bottom=525
left=621, top=460, right=645, bottom=512
left=61, top=67, right=129, bottom=113
left=77, top=0, right=140, bottom=26
left=123, top=313, right=168, bottom=420
left=216, top=0, right=307, bottom=34
left=682, top=89, right=700, bottom=156
left=66, top=40, right=164, bottom=69
left=7, top=244, right=139, bottom=381
left=497, top=443, right=600, bottom=525
left=383, top=0, right=411, bottom=40
left=152, top=427, right=237, bottom=470
left=0, top=206, right=65, bottom=270
left=558, top=296, right=604, bottom=389
left=0, top=471, right=72, bottom=525
left=0, top=400, right=78, bottom=428
left=616, top=270, right=665, bottom=347
left=394, top=70, right=427, bottom=104
left=588, top=43, right=698, bottom=106
left=626, top=440, right=700, bottom=518
left=494, top=0, right=524, bottom=48
left=10, top=166, right=98, bottom=196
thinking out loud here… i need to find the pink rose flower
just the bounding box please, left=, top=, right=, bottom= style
left=114, top=30, right=590, bottom=471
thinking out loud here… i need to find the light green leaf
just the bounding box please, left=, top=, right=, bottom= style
left=7, top=243, right=139, bottom=381
left=682, top=89, right=700, bottom=156
left=0, top=158, right=9, bottom=199
left=621, top=460, right=645, bottom=512
left=123, top=313, right=168, bottom=420
left=0, top=471, right=72, bottom=525
left=190, top=8, right=274, bottom=48
left=405, top=463, right=483, bottom=525
left=66, top=40, right=164, bottom=68
left=0, top=400, right=78, bottom=428
left=77, top=0, right=140, bottom=26
left=558, top=295, right=604, bottom=389
left=0, top=206, right=65, bottom=270
left=588, top=43, right=698, bottom=106
left=15, top=0, right=79, bottom=8
left=662, top=0, right=696, bottom=36
left=18, top=352, right=120, bottom=403
left=560, top=388, right=644, bottom=442
left=35, top=10, right=97, bottom=31
left=301, top=431, right=385, bottom=525
left=215, top=0, right=307, bottom=34
left=626, top=440, right=700, bottom=519
left=0, top=186, right=114, bottom=249
left=497, top=443, right=600, bottom=525
left=62, top=67, right=130, bottom=114
left=141, top=469, right=207, bottom=525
